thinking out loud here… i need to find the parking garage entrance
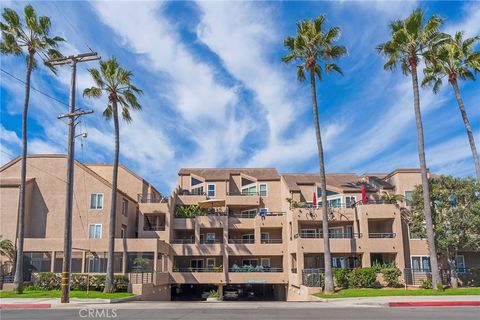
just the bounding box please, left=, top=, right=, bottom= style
left=170, top=284, right=285, bottom=301
left=171, top=284, right=217, bottom=301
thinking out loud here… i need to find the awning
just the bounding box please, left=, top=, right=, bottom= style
left=198, top=199, right=226, bottom=209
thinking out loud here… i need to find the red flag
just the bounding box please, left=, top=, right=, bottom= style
left=313, top=192, right=317, bottom=208
left=361, top=183, right=368, bottom=204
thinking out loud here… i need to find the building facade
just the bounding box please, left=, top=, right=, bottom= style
left=0, top=155, right=478, bottom=301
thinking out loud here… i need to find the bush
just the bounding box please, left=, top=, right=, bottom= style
left=71, top=274, right=89, bottom=291
left=307, top=272, right=324, bottom=288
left=348, top=268, right=377, bottom=288
left=420, top=279, right=432, bottom=289
left=113, top=275, right=129, bottom=292
left=32, top=272, right=61, bottom=290
left=90, top=274, right=106, bottom=291
left=333, top=268, right=350, bottom=289
left=381, top=267, right=401, bottom=287
left=208, top=290, right=220, bottom=298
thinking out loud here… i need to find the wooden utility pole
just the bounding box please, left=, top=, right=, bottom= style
left=51, top=52, right=100, bottom=303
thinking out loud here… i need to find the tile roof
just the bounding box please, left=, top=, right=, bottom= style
left=178, top=168, right=280, bottom=181
left=282, top=173, right=381, bottom=192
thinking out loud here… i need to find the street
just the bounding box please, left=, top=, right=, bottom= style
left=1, top=306, right=479, bottom=320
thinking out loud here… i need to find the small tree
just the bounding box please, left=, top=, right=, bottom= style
left=408, top=176, right=480, bottom=287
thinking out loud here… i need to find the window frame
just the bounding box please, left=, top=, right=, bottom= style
left=241, top=183, right=257, bottom=195
left=206, top=233, right=216, bottom=243
left=411, top=255, right=431, bottom=272
left=90, top=193, right=104, bottom=210
left=404, top=190, right=413, bottom=206
left=261, top=258, right=271, bottom=268
left=456, top=255, right=466, bottom=273
left=190, top=259, right=204, bottom=270
left=122, top=198, right=128, bottom=216
left=88, top=224, right=102, bottom=239
left=259, top=183, right=268, bottom=197
left=206, top=258, right=215, bottom=269
left=207, top=183, right=216, bottom=198
left=242, top=259, right=258, bottom=266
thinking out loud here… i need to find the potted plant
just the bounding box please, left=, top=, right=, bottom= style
left=206, top=289, right=221, bottom=302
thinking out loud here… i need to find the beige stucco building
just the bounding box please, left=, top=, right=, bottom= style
left=1, top=155, right=478, bottom=301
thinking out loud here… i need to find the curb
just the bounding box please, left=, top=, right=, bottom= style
left=0, top=303, right=52, bottom=309
left=389, top=301, right=480, bottom=307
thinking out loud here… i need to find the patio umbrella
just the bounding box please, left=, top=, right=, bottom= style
left=361, top=183, right=368, bottom=204
left=313, top=192, right=317, bottom=209
left=198, top=199, right=226, bottom=209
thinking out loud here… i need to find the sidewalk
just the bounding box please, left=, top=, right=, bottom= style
left=1, top=295, right=479, bottom=309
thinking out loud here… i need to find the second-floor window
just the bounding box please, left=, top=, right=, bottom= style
left=404, top=191, right=413, bottom=206
left=122, top=199, right=128, bottom=216
left=121, top=224, right=127, bottom=238
left=90, top=193, right=104, bottom=210
left=242, top=184, right=257, bottom=195
left=259, top=183, right=268, bottom=197
left=207, top=184, right=216, bottom=197
left=88, top=224, right=102, bottom=239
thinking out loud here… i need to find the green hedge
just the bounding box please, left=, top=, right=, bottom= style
left=348, top=268, right=377, bottom=288
left=381, top=267, right=401, bottom=287
left=31, top=273, right=129, bottom=292
left=333, top=268, right=350, bottom=289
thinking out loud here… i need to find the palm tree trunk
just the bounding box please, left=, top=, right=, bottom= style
left=104, top=100, right=120, bottom=293
left=309, top=70, right=334, bottom=294
left=410, top=62, right=441, bottom=289
left=13, top=52, right=34, bottom=293
left=451, top=80, right=480, bottom=181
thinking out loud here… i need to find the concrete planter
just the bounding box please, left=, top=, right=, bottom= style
left=206, top=297, right=221, bottom=302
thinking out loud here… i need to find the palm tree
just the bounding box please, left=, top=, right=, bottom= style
left=282, top=15, right=346, bottom=294
left=377, top=9, right=446, bottom=289
left=423, top=32, right=480, bottom=181
left=0, top=237, right=15, bottom=262
left=0, top=5, right=63, bottom=293
left=83, top=58, right=142, bottom=292
left=381, top=192, right=405, bottom=205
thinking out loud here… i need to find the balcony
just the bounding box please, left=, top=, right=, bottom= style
left=173, top=267, right=223, bottom=272
left=369, top=232, right=396, bottom=238
left=298, top=230, right=361, bottom=239
left=228, top=266, right=283, bottom=273
left=143, top=225, right=166, bottom=231
left=228, top=239, right=255, bottom=244
left=171, top=238, right=195, bottom=244
left=226, top=192, right=260, bottom=206
left=260, top=239, right=282, bottom=244
left=138, top=193, right=168, bottom=203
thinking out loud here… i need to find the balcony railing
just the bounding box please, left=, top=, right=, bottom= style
left=229, top=211, right=286, bottom=218
left=138, top=193, right=168, bottom=203
left=369, top=232, right=396, bottom=238
left=228, top=238, right=255, bottom=244
left=173, top=267, right=223, bottom=272
left=199, top=239, right=223, bottom=244
left=171, top=238, right=195, bottom=244
left=298, top=231, right=361, bottom=239
left=179, top=189, right=206, bottom=196
left=227, top=191, right=259, bottom=196
left=228, top=266, right=283, bottom=273
left=260, top=239, right=282, bottom=244
left=143, top=225, right=166, bottom=231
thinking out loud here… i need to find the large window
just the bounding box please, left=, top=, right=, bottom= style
left=241, top=184, right=257, bottom=195
left=88, top=224, right=102, bottom=239
left=90, top=193, right=104, bottom=210
left=191, top=186, right=204, bottom=195
left=345, top=196, right=356, bottom=208
left=25, top=252, right=52, bottom=272
left=259, top=184, right=268, bottom=197
left=328, top=198, right=342, bottom=208
left=242, top=259, right=258, bottom=266
left=332, top=257, right=346, bottom=268
left=207, top=184, right=216, bottom=197
left=411, top=256, right=431, bottom=272
left=143, top=214, right=164, bottom=231
left=329, top=227, right=344, bottom=238
left=122, top=199, right=128, bottom=216
left=190, top=259, right=204, bottom=270
left=404, top=191, right=413, bottom=206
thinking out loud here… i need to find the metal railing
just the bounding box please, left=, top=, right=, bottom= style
left=227, top=191, right=259, bottom=196
left=199, top=239, right=223, bottom=244
left=173, top=267, right=223, bottom=273
left=298, top=231, right=361, bottom=239
left=369, top=232, right=396, bottom=238
left=302, top=268, right=324, bottom=287
left=229, top=212, right=257, bottom=218
left=143, top=225, right=166, bottom=231
left=171, top=238, right=195, bottom=244
left=404, top=268, right=453, bottom=286
left=179, top=189, right=206, bottom=196
left=228, top=267, right=283, bottom=273
left=261, top=239, right=282, bottom=244
left=128, top=271, right=153, bottom=284
left=137, top=193, right=168, bottom=203
left=228, top=238, right=255, bottom=244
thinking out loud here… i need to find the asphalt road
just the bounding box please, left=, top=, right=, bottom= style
left=1, top=307, right=479, bottom=320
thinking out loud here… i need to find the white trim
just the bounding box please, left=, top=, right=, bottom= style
left=259, top=183, right=268, bottom=197
left=88, top=224, right=102, bottom=239
left=241, top=182, right=257, bottom=195
left=207, top=183, right=216, bottom=198
left=410, top=255, right=431, bottom=272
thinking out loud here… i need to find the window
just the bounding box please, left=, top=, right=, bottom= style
left=404, top=191, right=413, bottom=206
left=191, top=186, right=204, bottom=195
left=240, top=209, right=257, bottom=218
left=121, top=224, right=127, bottom=238
left=206, top=258, right=215, bottom=269
left=259, top=208, right=268, bottom=216
left=411, top=256, right=431, bottom=272
left=143, top=214, right=164, bottom=231
left=259, top=184, right=268, bottom=197
left=261, top=258, right=271, bottom=268
left=190, top=259, right=204, bottom=270
left=122, top=199, right=128, bottom=216
left=300, top=229, right=318, bottom=238
left=332, top=257, right=346, bottom=268
left=88, top=224, right=102, bottom=239
left=206, top=233, right=216, bottom=243
left=90, top=193, right=104, bottom=210
left=456, top=255, right=466, bottom=273
left=261, top=232, right=269, bottom=241
left=207, top=184, right=216, bottom=197
left=242, top=259, right=258, bottom=266
left=241, top=184, right=257, bottom=195
left=191, top=177, right=202, bottom=186
left=329, top=227, right=344, bottom=238
left=241, top=234, right=254, bottom=243
left=346, top=225, right=353, bottom=238
left=328, top=198, right=342, bottom=208
left=345, top=196, right=356, bottom=208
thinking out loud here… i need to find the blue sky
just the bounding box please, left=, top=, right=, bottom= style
left=1, top=0, right=479, bottom=194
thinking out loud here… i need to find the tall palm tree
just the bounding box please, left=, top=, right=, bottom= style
left=0, top=5, right=63, bottom=293
left=83, top=58, right=142, bottom=292
left=283, top=15, right=346, bottom=294
left=0, top=237, right=15, bottom=262
left=423, top=32, right=480, bottom=181
left=377, top=9, right=446, bottom=289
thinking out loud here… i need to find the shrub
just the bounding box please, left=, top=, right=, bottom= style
left=348, top=268, right=377, bottom=288
left=381, top=267, right=402, bottom=287
left=71, top=274, right=89, bottom=291
left=113, top=275, right=129, bottom=292
left=90, top=274, right=106, bottom=291
left=208, top=290, right=220, bottom=298
left=307, top=272, right=324, bottom=288
left=333, top=268, right=350, bottom=289
left=420, top=279, right=432, bottom=289
left=436, top=283, right=445, bottom=292
left=32, top=272, right=61, bottom=290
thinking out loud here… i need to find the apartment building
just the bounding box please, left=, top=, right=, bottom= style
left=1, top=155, right=478, bottom=301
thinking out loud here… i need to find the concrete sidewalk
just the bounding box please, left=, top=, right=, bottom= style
left=1, top=295, right=479, bottom=309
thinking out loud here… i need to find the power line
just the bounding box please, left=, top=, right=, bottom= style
left=0, top=68, right=69, bottom=107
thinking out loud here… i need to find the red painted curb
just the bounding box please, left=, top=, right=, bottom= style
left=389, top=301, right=480, bottom=307
left=0, top=303, right=52, bottom=309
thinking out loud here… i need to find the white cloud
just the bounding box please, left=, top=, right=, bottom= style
left=29, top=139, right=64, bottom=155
left=444, top=2, right=480, bottom=38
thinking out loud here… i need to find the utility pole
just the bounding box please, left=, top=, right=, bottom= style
left=51, top=52, right=100, bottom=303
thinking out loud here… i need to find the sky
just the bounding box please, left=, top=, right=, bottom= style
left=0, top=0, right=479, bottom=194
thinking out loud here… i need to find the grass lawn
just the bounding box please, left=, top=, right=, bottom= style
left=314, top=287, right=480, bottom=299
left=0, top=290, right=134, bottom=299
